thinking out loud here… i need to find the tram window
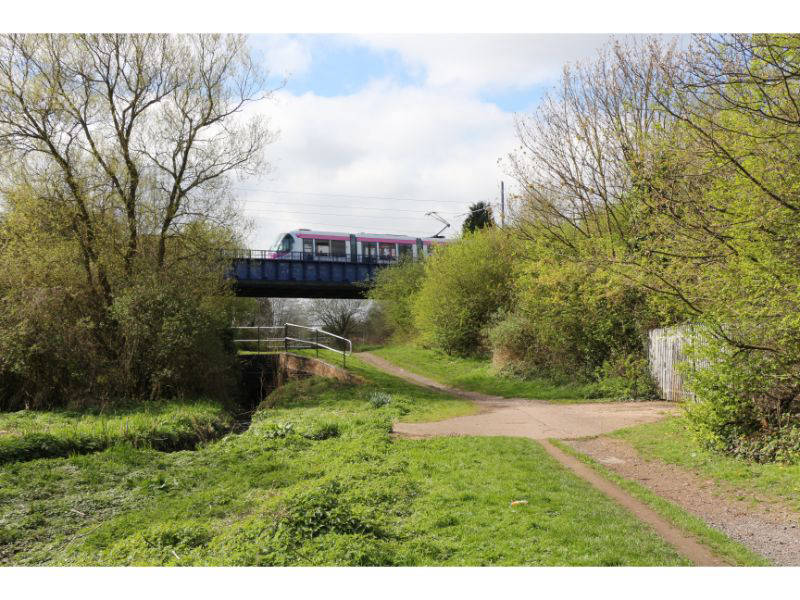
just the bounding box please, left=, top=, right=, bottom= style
left=398, top=244, right=413, bottom=259
left=303, top=239, right=313, bottom=255
left=379, top=243, right=396, bottom=258
left=316, top=240, right=330, bottom=255
left=271, top=233, right=293, bottom=252
left=363, top=242, right=377, bottom=257
left=331, top=240, right=347, bottom=256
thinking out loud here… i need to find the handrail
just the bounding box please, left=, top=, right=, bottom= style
left=231, top=323, right=352, bottom=366
left=285, top=323, right=352, bottom=356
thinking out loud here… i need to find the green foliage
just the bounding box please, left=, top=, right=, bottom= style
left=368, top=258, right=425, bottom=339
left=0, top=188, right=240, bottom=408
left=461, top=201, right=495, bottom=234
left=0, top=401, right=233, bottom=464
left=372, top=344, right=615, bottom=402
left=302, top=421, right=341, bottom=440
left=369, top=391, right=392, bottom=408
left=261, top=422, right=296, bottom=439
left=483, top=234, right=671, bottom=394
left=413, top=229, right=514, bottom=355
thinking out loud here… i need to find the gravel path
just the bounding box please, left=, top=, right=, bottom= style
left=568, top=437, right=800, bottom=566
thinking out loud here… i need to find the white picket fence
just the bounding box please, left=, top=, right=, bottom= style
left=648, top=325, right=706, bottom=402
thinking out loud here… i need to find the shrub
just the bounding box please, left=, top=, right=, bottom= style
left=368, top=258, right=426, bottom=340
left=413, top=229, right=514, bottom=356
left=486, top=251, right=665, bottom=383
left=592, top=353, right=659, bottom=401
left=684, top=330, right=800, bottom=459
left=0, top=188, right=241, bottom=409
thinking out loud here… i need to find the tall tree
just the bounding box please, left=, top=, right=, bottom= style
left=0, top=34, right=277, bottom=405
left=461, top=201, right=495, bottom=234
left=0, top=34, right=274, bottom=303
left=310, top=299, right=366, bottom=339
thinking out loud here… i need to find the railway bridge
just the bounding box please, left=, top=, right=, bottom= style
left=229, top=250, right=392, bottom=299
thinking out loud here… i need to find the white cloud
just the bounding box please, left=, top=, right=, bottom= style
left=239, top=81, right=515, bottom=247
left=233, top=34, right=648, bottom=249
left=250, top=35, right=312, bottom=79
left=356, top=34, right=617, bottom=91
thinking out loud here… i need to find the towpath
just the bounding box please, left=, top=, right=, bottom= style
left=357, top=351, right=728, bottom=566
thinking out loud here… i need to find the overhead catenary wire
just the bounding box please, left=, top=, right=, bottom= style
left=242, top=200, right=497, bottom=220
left=233, top=186, right=470, bottom=205
left=243, top=198, right=498, bottom=217
left=242, top=198, right=458, bottom=215
left=249, top=216, right=438, bottom=237
left=244, top=208, right=447, bottom=223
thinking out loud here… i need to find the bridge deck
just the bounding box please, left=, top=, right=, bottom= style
left=230, top=256, right=381, bottom=298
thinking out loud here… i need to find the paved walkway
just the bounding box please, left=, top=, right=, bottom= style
left=357, top=351, right=727, bottom=566
left=358, top=352, right=678, bottom=439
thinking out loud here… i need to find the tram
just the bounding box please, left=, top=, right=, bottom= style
left=263, top=229, right=448, bottom=262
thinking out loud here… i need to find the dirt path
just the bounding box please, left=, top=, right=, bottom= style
left=357, top=351, right=727, bottom=566
left=569, top=437, right=800, bottom=566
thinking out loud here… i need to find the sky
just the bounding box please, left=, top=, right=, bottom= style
left=239, top=34, right=620, bottom=248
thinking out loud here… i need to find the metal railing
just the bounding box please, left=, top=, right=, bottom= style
left=232, top=322, right=352, bottom=366
left=227, top=249, right=412, bottom=264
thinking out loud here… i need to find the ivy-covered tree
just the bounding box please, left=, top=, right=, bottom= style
left=461, top=201, right=495, bottom=234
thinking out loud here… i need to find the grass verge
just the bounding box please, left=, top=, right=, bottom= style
left=551, top=439, right=770, bottom=566
left=371, top=343, right=611, bottom=402
left=2, top=365, right=689, bottom=565
left=612, top=417, right=800, bottom=513
left=0, top=400, right=234, bottom=465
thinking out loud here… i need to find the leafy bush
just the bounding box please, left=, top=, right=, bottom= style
left=592, top=353, right=659, bottom=401
left=368, top=258, right=426, bottom=339
left=413, top=229, right=514, bottom=356
left=684, top=331, right=800, bottom=460
left=0, top=189, right=240, bottom=409
left=727, top=424, right=800, bottom=464
left=486, top=246, right=669, bottom=390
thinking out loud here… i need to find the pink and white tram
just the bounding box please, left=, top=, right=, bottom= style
left=266, top=229, right=448, bottom=262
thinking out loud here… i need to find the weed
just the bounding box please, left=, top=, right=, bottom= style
left=369, top=392, right=392, bottom=408
left=302, top=422, right=340, bottom=441
left=262, top=422, right=295, bottom=439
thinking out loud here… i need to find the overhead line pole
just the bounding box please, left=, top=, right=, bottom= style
left=500, top=181, right=505, bottom=227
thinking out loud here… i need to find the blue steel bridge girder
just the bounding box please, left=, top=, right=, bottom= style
left=229, top=253, right=384, bottom=299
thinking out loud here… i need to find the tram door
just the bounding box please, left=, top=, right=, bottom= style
left=303, top=238, right=314, bottom=260
left=363, top=242, right=378, bottom=262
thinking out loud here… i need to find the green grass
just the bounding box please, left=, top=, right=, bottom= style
left=370, top=343, right=609, bottom=402
left=613, top=417, right=800, bottom=513
left=0, top=363, right=690, bottom=566
left=0, top=400, right=234, bottom=465
left=552, top=439, right=771, bottom=566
